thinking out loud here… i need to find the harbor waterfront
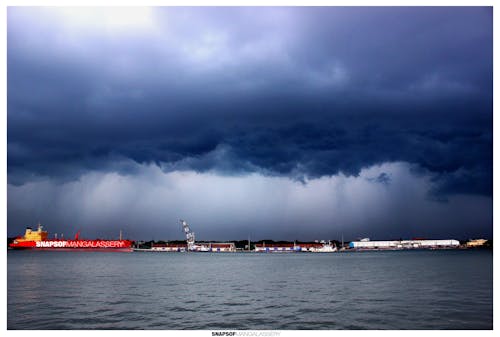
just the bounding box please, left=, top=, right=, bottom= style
left=8, top=222, right=489, bottom=252
left=7, top=249, right=492, bottom=330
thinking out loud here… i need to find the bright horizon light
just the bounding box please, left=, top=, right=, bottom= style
left=52, top=7, right=156, bottom=32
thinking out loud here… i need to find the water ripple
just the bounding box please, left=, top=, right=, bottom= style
left=8, top=250, right=493, bottom=330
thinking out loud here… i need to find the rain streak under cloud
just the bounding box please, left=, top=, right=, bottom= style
left=7, top=7, right=492, bottom=240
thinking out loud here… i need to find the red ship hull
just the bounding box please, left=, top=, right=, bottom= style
left=9, top=240, right=133, bottom=251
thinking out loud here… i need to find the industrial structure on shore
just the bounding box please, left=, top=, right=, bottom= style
left=151, top=242, right=236, bottom=252
left=133, top=220, right=473, bottom=253
left=8, top=220, right=489, bottom=253
left=349, top=238, right=460, bottom=250
left=466, top=239, right=488, bottom=247
left=130, top=220, right=340, bottom=253
left=254, top=241, right=337, bottom=252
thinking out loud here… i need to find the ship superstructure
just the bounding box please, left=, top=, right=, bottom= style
left=14, top=223, right=48, bottom=243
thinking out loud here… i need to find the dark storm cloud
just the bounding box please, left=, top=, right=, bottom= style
left=8, top=7, right=492, bottom=196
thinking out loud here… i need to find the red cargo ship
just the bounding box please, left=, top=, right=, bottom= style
left=9, top=224, right=133, bottom=252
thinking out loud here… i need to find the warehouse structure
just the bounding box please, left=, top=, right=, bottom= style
left=151, top=242, right=235, bottom=252
left=200, top=242, right=236, bottom=252
left=349, top=239, right=460, bottom=250
left=151, top=243, right=187, bottom=252
left=254, top=242, right=327, bottom=252
left=254, top=243, right=296, bottom=252
left=466, top=239, right=488, bottom=247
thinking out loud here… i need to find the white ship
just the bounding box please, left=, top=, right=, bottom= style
left=309, top=241, right=337, bottom=253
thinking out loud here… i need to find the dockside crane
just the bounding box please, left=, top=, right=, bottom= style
left=180, top=219, right=196, bottom=251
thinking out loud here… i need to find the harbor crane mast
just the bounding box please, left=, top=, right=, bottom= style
left=180, top=219, right=196, bottom=251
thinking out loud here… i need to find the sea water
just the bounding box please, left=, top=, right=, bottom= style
left=7, top=249, right=492, bottom=330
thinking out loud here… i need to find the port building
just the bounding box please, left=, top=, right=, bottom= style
left=297, top=243, right=329, bottom=252
left=466, top=239, right=488, bottom=247
left=200, top=242, right=236, bottom=252
left=255, top=243, right=296, bottom=252
left=151, top=243, right=187, bottom=252
left=151, top=242, right=235, bottom=252
left=254, top=242, right=326, bottom=252
left=349, top=239, right=460, bottom=249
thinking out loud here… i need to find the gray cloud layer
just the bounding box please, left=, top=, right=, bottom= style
left=7, top=162, right=492, bottom=241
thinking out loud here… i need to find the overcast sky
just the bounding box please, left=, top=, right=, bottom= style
left=7, top=7, right=492, bottom=241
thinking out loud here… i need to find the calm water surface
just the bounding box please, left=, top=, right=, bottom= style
left=8, top=250, right=492, bottom=329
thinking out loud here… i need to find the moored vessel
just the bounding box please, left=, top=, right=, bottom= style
left=309, top=241, right=338, bottom=253
left=9, top=224, right=133, bottom=251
